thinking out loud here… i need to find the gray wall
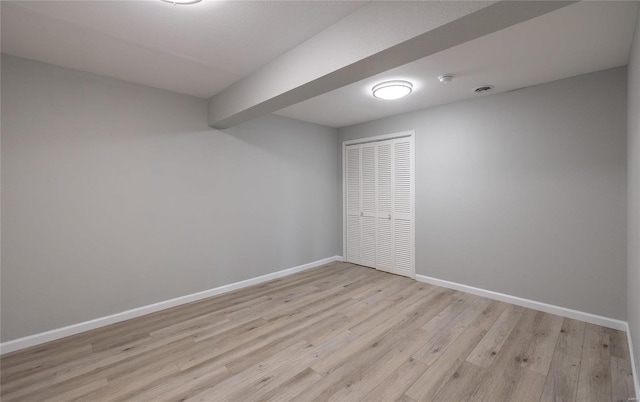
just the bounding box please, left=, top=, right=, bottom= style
left=0, top=55, right=339, bottom=342
left=627, top=7, right=640, bottom=385
left=339, top=67, right=628, bottom=320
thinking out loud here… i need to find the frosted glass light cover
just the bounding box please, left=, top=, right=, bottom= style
left=372, top=80, right=413, bottom=100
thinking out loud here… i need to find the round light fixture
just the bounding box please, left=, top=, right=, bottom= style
left=372, top=80, right=413, bottom=100
left=438, top=74, right=454, bottom=84
left=161, top=0, right=202, bottom=5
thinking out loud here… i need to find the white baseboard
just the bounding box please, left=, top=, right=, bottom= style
left=415, top=274, right=627, bottom=331
left=625, top=323, right=640, bottom=399
left=0, top=255, right=344, bottom=355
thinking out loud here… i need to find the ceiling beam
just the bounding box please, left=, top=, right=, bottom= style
left=208, top=1, right=575, bottom=129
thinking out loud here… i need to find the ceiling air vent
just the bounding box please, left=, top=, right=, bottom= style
left=473, top=85, right=494, bottom=94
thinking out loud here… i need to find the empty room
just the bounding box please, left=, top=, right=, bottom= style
left=1, top=1, right=640, bottom=401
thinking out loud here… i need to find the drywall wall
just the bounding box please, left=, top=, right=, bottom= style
left=628, top=6, right=640, bottom=385
left=339, top=67, right=628, bottom=320
left=0, top=55, right=339, bottom=342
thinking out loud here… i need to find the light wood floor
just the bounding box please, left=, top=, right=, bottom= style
left=1, top=262, right=636, bottom=402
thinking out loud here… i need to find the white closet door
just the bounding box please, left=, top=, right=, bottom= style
left=344, top=133, right=414, bottom=279
left=393, top=137, right=414, bottom=277
left=360, top=143, right=377, bottom=268
left=345, top=144, right=361, bottom=264
left=375, top=140, right=394, bottom=273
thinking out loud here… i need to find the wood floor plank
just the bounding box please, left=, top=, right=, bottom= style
left=1, top=333, right=195, bottom=400
left=325, top=328, right=432, bottom=401
left=463, top=308, right=545, bottom=401
left=413, top=298, right=489, bottom=366
left=430, top=360, right=486, bottom=401
left=259, top=271, right=384, bottom=322
left=577, top=324, right=613, bottom=402
left=225, top=313, right=348, bottom=374
left=405, top=300, right=508, bottom=401
left=348, top=283, right=447, bottom=337
left=114, top=363, right=230, bottom=402
left=466, top=304, right=524, bottom=368
left=0, top=344, right=94, bottom=383
left=183, top=340, right=313, bottom=401
left=173, top=273, right=379, bottom=372
left=398, top=394, right=418, bottom=402
left=3, top=373, right=109, bottom=402
left=1, top=263, right=633, bottom=402
left=43, top=378, right=108, bottom=402
left=361, top=357, right=429, bottom=402
left=256, top=367, right=324, bottom=402
left=351, top=275, right=410, bottom=303
left=540, top=318, right=585, bottom=402
left=310, top=286, right=452, bottom=375
left=510, top=368, right=547, bottom=401
left=604, top=327, right=632, bottom=361
left=70, top=361, right=180, bottom=401
left=298, top=292, right=459, bottom=401
left=525, top=312, right=564, bottom=376
left=611, top=356, right=636, bottom=402
left=226, top=331, right=357, bottom=402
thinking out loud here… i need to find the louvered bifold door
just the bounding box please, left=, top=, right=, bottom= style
left=346, top=136, right=413, bottom=277
left=393, top=137, right=414, bottom=277
left=345, top=144, right=361, bottom=264
left=375, top=140, right=394, bottom=273
left=360, top=143, right=377, bottom=268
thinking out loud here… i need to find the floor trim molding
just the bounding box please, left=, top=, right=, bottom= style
left=415, top=274, right=627, bottom=331
left=0, top=255, right=344, bottom=355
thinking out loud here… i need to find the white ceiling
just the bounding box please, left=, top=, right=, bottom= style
left=1, top=1, right=638, bottom=128
left=0, top=0, right=365, bottom=99
left=276, top=1, right=639, bottom=128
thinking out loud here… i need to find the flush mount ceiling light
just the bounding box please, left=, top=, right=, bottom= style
left=372, top=80, right=413, bottom=100
left=161, top=0, right=202, bottom=5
